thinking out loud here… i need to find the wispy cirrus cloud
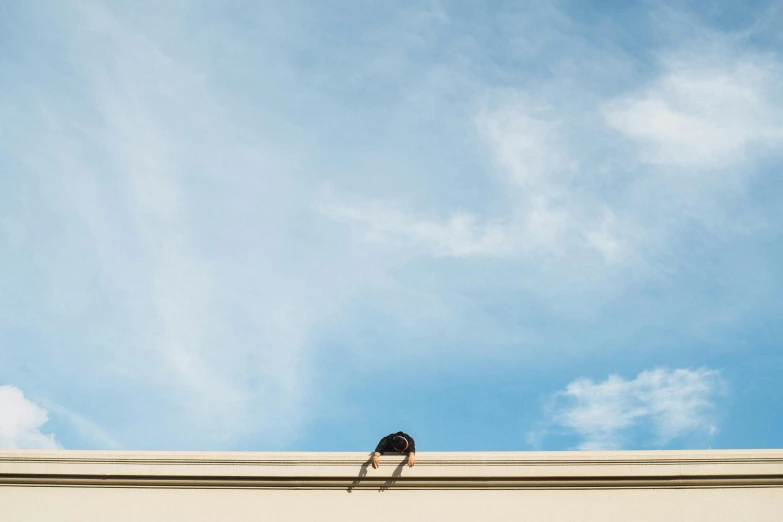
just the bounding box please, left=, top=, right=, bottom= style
left=530, top=368, right=725, bottom=450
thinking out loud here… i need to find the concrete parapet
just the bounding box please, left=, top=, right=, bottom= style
left=2, top=450, right=782, bottom=521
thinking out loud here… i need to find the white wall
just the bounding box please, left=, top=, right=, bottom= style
left=1, top=450, right=781, bottom=522
left=4, top=486, right=783, bottom=522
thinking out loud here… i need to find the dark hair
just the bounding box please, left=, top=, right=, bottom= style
left=392, top=435, right=408, bottom=452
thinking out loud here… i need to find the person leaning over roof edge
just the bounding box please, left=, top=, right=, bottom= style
left=372, top=431, right=415, bottom=468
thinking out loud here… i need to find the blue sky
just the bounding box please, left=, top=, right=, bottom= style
left=1, top=0, right=782, bottom=452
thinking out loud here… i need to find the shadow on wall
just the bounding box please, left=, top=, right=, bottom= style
left=347, top=455, right=406, bottom=493
left=380, top=460, right=406, bottom=492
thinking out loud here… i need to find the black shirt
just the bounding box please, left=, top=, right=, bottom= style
left=374, top=431, right=416, bottom=454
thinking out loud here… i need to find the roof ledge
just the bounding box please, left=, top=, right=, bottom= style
left=2, top=449, right=782, bottom=490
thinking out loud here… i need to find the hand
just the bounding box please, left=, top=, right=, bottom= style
left=408, top=453, right=415, bottom=467
left=372, top=453, right=380, bottom=469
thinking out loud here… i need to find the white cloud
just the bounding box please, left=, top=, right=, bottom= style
left=583, top=210, right=629, bottom=265
left=321, top=100, right=629, bottom=265
left=532, top=368, right=725, bottom=450
left=320, top=202, right=518, bottom=258
left=605, top=55, right=783, bottom=169
left=0, top=385, right=60, bottom=449
left=476, top=101, right=575, bottom=189
left=324, top=44, right=783, bottom=271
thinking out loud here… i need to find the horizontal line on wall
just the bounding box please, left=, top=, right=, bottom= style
left=3, top=474, right=783, bottom=490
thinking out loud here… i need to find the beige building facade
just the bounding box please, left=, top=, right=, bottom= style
left=2, top=449, right=782, bottom=521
